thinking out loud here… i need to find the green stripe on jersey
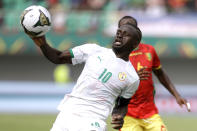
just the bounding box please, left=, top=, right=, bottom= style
left=69, top=49, right=74, bottom=58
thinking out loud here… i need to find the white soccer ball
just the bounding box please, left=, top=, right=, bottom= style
left=20, top=5, right=52, bottom=37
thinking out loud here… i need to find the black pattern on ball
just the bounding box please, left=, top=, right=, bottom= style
left=33, top=9, right=51, bottom=27
left=21, top=9, right=32, bottom=27
left=23, top=26, right=43, bottom=36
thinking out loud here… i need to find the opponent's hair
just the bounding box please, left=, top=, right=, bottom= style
left=124, top=24, right=142, bottom=43
left=118, top=16, right=138, bottom=27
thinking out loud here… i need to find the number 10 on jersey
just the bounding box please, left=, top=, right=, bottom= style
left=98, top=68, right=112, bottom=83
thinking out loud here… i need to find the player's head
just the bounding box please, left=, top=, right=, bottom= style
left=112, top=24, right=141, bottom=57
left=118, top=16, right=138, bottom=28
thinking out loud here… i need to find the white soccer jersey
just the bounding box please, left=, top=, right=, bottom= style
left=58, top=44, right=139, bottom=121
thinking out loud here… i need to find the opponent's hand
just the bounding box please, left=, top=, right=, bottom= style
left=176, top=96, right=191, bottom=112
left=137, top=67, right=151, bottom=80
left=111, top=114, right=124, bottom=130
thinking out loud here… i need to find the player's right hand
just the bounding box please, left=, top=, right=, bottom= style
left=111, top=114, right=124, bottom=130
left=137, top=67, right=151, bottom=80
left=22, top=26, right=36, bottom=38
left=176, top=96, right=191, bottom=112
left=22, top=26, right=46, bottom=47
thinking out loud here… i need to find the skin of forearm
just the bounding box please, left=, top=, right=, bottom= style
left=112, top=97, right=130, bottom=117
left=31, top=36, right=72, bottom=64
left=40, top=44, right=64, bottom=64
left=154, top=69, right=181, bottom=98
left=112, top=105, right=128, bottom=118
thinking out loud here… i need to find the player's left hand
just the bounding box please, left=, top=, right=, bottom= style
left=111, top=114, right=124, bottom=130
left=176, top=97, right=191, bottom=112
left=137, top=67, right=151, bottom=80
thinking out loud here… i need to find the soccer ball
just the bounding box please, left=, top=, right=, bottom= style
left=20, top=5, right=52, bottom=37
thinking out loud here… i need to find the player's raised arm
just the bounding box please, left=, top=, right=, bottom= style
left=153, top=68, right=190, bottom=112
left=30, top=36, right=72, bottom=64
left=21, top=5, right=72, bottom=64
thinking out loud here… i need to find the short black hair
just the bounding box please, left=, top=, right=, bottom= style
left=118, top=16, right=138, bottom=27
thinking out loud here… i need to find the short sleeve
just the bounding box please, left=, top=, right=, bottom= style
left=152, top=46, right=161, bottom=70
left=120, top=80, right=139, bottom=99
left=70, top=44, right=101, bottom=65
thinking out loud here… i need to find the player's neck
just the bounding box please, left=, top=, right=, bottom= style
left=119, top=55, right=129, bottom=61
left=113, top=50, right=129, bottom=61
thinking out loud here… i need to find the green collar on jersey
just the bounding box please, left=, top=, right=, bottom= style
left=133, top=46, right=139, bottom=51
left=69, top=49, right=74, bottom=58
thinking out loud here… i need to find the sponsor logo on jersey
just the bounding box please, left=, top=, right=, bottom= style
left=118, top=72, right=127, bottom=81
left=145, top=53, right=152, bottom=61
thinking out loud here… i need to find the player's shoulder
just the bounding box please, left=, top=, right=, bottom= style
left=140, top=43, right=154, bottom=49
left=140, top=43, right=156, bottom=51
left=78, top=43, right=106, bottom=52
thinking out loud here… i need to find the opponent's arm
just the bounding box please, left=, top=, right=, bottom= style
left=153, top=68, right=190, bottom=111
left=111, top=97, right=131, bottom=129
left=31, top=36, right=72, bottom=64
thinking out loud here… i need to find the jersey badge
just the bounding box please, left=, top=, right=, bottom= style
left=145, top=53, right=152, bottom=61
left=118, top=72, right=127, bottom=81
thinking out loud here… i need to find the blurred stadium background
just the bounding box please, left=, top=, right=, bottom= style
left=0, top=0, right=197, bottom=130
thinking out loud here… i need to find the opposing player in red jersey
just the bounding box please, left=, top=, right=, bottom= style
left=117, top=16, right=190, bottom=131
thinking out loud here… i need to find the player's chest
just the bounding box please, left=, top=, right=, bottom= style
left=86, top=54, right=130, bottom=86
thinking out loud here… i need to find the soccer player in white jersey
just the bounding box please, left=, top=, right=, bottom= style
left=24, top=24, right=142, bottom=131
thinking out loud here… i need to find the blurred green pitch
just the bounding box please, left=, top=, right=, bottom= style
left=0, top=114, right=197, bottom=131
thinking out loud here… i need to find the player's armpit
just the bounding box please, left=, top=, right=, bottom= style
left=115, top=96, right=131, bottom=107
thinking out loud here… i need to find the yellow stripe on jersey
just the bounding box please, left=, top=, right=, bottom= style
left=153, top=65, right=162, bottom=70
left=130, top=52, right=142, bottom=56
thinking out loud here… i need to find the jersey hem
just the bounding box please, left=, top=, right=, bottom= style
left=126, top=110, right=159, bottom=119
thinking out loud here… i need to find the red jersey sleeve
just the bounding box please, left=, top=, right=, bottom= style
left=151, top=46, right=161, bottom=70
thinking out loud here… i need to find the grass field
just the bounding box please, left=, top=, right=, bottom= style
left=0, top=114, right=197, bottom=131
